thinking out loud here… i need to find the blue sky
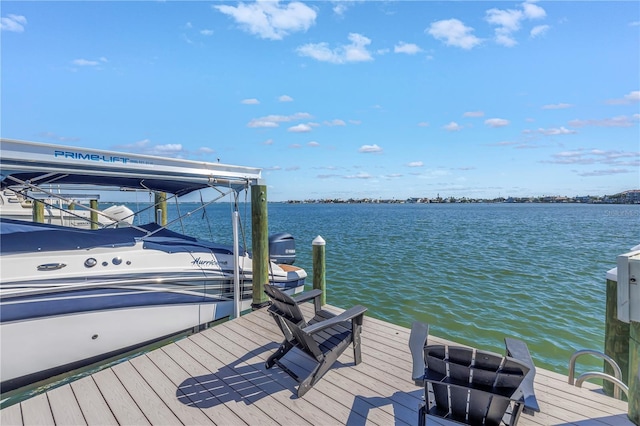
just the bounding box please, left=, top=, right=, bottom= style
left=2, top=1, right=639, bottom=202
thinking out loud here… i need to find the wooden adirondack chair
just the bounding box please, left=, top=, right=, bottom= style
left=409, top=322, right=540, bottom=426
left=263, top=284, right=367, bottom=397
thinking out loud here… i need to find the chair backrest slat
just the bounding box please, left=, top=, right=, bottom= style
left=264, top=284, right=306, bottom=325
left=422, top=344, right=529, bottom=425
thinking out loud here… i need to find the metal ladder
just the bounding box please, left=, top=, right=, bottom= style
left=568, top=349, right=629, bottom=400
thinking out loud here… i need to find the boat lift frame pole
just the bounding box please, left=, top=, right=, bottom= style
left=232, top=209, right=241, bottom=319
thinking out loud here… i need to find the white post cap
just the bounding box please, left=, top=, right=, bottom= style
left=312, top=235, right=326, bottom=246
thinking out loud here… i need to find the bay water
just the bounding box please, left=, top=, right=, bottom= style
left=176, top=201, right=639, bottom=375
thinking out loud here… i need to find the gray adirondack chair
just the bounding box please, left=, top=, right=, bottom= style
left=409, top=322, right=540, bottom=425
left=264, top=284, right=367, bottom=397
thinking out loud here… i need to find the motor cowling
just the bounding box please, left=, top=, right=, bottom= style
left=269, top=232, right=296, bottom=265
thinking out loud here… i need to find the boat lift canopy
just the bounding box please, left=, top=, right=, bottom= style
left=0, top=139, right=262, bottom=195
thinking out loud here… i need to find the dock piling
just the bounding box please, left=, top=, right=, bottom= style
left=605, top=275, right=630, bottom=398
left=629, top=321, right=639, bottom=424
left=312, top=236, right=326, bottom=306
left=251, top=184, right=269, bottom=309
left=89, top=199, right=99, bottom=229
left=32, top=200, right=44, bottom=223
left=154, top=192, right=167, bottom=226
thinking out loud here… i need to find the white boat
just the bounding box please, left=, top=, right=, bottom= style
left=0, top=189, right=135, bottom=229
left=0, top=138, right=307, bottom=393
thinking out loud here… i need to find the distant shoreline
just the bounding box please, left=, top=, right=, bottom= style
left=283, top=190, right=640, bottom=205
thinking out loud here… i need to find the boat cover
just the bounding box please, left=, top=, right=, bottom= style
left=0, top=218, right=234, bottom=255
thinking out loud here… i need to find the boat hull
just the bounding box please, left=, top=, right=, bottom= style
left=0, top=279, right=303, bottom=393
left=0, top=222, right=306, bottom=393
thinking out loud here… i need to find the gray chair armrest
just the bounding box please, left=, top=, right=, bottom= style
left=505, top=337, right=540, bottom=414
left=292, top=288, right=322, bottom=303
left=409, top=321, right=429, bottom=386
left=303, top=305, right=367, bottom=334
left=292, top=289, right=323, bottom=311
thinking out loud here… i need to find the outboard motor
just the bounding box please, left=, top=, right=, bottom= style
left=269, top=232, right=296, bottom=265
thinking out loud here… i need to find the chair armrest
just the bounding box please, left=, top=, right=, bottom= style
left=292, top=289, right=323, bottom=305
left=505, top=337, right=540, bottom=414
left=409, top=321, right=429, bottom=386
left=303, top=305, right=367, bottom=335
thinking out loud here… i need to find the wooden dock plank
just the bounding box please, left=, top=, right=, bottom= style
left=225, top=311, right=419, bottom=425
left=70, top=376, right=118, bottom=426
left=0, top=401, right=22, bottom=426
left=128, top=353, right=213, bottom=425
left=46, top=384, right=86, bottom=426
left=158, top=343, right=253, bottom=425
left=209, top=317, right=400, bottom=426
left=110, top=361, right=182, bottom=425
left=92, top=367, right=150, bottom=425
left=1, top=304, right=632, bottom=426
left=184, top=329, right=316, bottom=426
left=19, top=393, right=53, bottom=426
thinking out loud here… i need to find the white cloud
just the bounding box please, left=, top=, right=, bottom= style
left=606, top=90, right=640, bottom=105
left=546, top=149, right=640, bottom=173
left=578, top=168, right=632, bottom=177
left=629, top=91, right=640, bottom=101
left=247, top=112, right=312, bottom=128
left=324, top=119, right=346, bottom=126
left=200, top=29, right=214, bottom=36
left=537, top=126, right=577, bottom=135
left=297, top=33, right=373, bottom=64
left=358, top=144, right=383, bottom=153
left=486, top=8, right=523, bottom=32
left=241, top=98, right=260, bottom=105
left=417, top=122, right=430, bottom=127
left=530, top=25, right=550, bottom=38
left=72, top=59, right=100, bottom=66
left=568, top=116, right=637, bottom=128
left=1, top=14, right=26, bottom=32
left=214, top=1, right=316, bottom=40
left=307, top=141, right=320, bottom=147
left=114, top=139, right=186, bottom=157
left=394, top=42, right=422, bottom=55
left=444, top=121, right=462, bottom=131
left=154, top=144, right=183, bottom=153
left=345, top=172, right=374, bottom=179
left=278, top=95, right=293, bottom=102
left=485, top=1, right=547, bottom=47
left=288, top=123, right=313, bottom=133
left=523, top=2, right=547, bottom=19
left=249, top=119, right=279, bottom=128
left=427, top=19, right=482, bottom=50
left=407, top=161, right=424, bottom=167
left=485, top=118, right=510, bottom=127
left=463, top=111, right=484, bottom=118
left=542, top=103, right=573, bottom=110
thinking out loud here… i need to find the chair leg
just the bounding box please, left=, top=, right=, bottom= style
left=418, top=401, right=426, bottom=426
left=297, top=356, right=335, bottom=398
left=266, top=340, right=293, bottom=369
left=352, top=324, right=363, bottom=365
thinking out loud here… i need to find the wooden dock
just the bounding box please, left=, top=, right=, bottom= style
left=1, top=303, right=632, bottom=425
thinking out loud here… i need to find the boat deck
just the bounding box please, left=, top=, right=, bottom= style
left=0, top=303, right=632, bottom=425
